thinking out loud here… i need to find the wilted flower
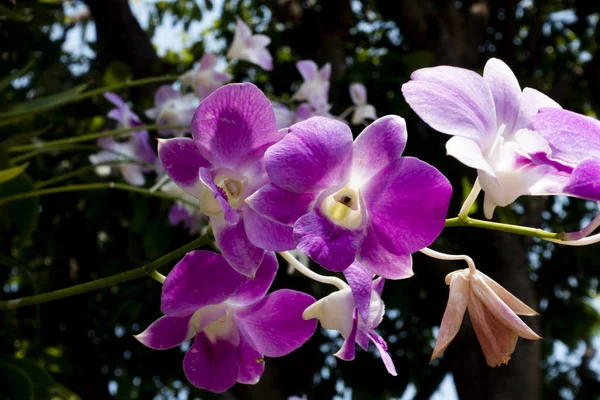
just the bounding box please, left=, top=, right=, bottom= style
left=226, top=17, right=273, bottom=71
left=136, top=250, right=316, bottom=393
left=532, top=108, right=600, bottom=202
left=432, top=268, right=540, bottom=367
left=145, top=85, right=197, bottom=136
left=158, top=83, right=292, bottom=277
left=303, top=264, right=396, bottom=375
left=181, top=53, right=233, bottom=100
left=402, top=58, right=569, bottom=218
left=248, top=115, right=452, bottom=276
left=349, top=83, right=377, bottom=125
left=291, top=60, right=331, bottom=112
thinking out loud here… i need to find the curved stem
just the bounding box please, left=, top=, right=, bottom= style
left=458, top=178, right=481, bottom=221
left=150, top=174, right=170, bottom=192
left=0, top=182, right=200, bottom=209
left=445, top=216, right=560, bottom=240
left=0, top=235, right=210, bottom=310
left=558, top=210, right=600, bottom=241
left=546, top=233, right=600, bottom=246
left=7, top=123, right=186, bottom=153
left=279, top=251, right=348, bottom=290
left=419, top=247, right=476, bottom=275
left=73, top=75, right=179, bottom=103
left=337, top=106, right=355, bottom=120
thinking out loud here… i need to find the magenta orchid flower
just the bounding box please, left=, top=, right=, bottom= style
left=532, top=108, right=600, bottom=202
left=89, top=93, right=157, bottom=186
left=226, top=17, right=273, bottom=71
left=291, top=60, right=331, bottom=112
left=145, top=85, right=197, bottom=136
left=158, top=83, right=292, bottom=278
left=402, top=58, right=569, bottom=218
left=247, top=115, right=452, bottom=277
left=136, top=250, right=316, bottom=393
left=349, top=83, right=377, bottom=125
left=181, top=53, right=233, bottom=100
left=303, top=264, right=396, bottom=375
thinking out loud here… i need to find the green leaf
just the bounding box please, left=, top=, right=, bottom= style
left=0, top=125, right=52, bottom=149
left=0, top=57, right=35, bottom=93
left=0, top=84, right=88, bottom=120
left=0, top=163, right=28, bottom=184
left=0, top=360, right=34, bottom=400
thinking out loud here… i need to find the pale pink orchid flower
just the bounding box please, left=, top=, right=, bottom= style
left=432, top=268, right=541, bottom=367
left=226, top=17, right=273, bottom=71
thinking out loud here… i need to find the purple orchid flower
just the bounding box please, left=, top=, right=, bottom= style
left=532, top=108, right=600, bottom=202
left=247, top=115, right=452, bottom=277
left=145, top=85, right=197, bottom=136
left=291, top=60, right=331, bottom=112
left=272, top=102, right=313, bottom=129
left=303, top=263, right=396, bottom=375
left=160, top=180, right=205, bottom=234
left=89, top=93, right=158, bottom=186
left=181, top=53, right=233, bottom=100
left=350, top=83, right=377, bottom=125
left=157, top=83, right=292, bottom=278
left=226, top=17, right=273, bottom=71
left=136, top=250, right=316, bottom=393
left=402, top=58, right=570, bottom=218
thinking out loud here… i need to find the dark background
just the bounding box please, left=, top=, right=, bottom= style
left=1, top=0, right=600, bottom=399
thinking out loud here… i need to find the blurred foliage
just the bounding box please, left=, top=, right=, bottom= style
left=1, top=0, right=600, bottom=399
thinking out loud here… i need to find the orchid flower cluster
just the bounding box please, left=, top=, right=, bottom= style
left=81, top=17, right=600, bottom=394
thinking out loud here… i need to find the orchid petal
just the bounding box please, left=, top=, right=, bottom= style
left=302, top=288, right=355, bottom=338
left=158, top=137, right=211, bottom=199
left=514, top=88, right=561, bottom=133
left=246, top=183, right=317, bottom=225
left=350, top=83, right=367, bottom=105
left=445, top=136, right=495, bottom=176
left=564, top=158, right=600, bottom=201
left=483, top=58, right=521, bottom=133
left=243, top=207, right=295, bottom=251
left=297, top=60, right=318, bottom=80
left=357, top=224, right=414, bottom=279
left=334, top=310, right=359, bottom=361
left=135, top=315, right=194, bottom=350
left=212, top=217, right=266, bottom=278
left=230, top=252, right=278, bottom=306
left=198, top=167, right=239, bottom=225
left=368, top=332, right=397, bottom=376
left=478, top=271, right=538, bottom=316
left=344, top=262, right=373, bottom=325
left=236, top=332, right=265, bottom=384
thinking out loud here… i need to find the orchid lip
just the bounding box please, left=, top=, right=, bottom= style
left=321, top=187, right=362, bottom=229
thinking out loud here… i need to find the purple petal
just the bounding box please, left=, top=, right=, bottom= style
left=191, top=83, right=279, bottom=171
left=245, top=184, right=316, bottom=225
left=235, top=289, right=317, bottom=357
left=352, top=115, right=407, bottom=186
left=344, top=262, right=373, bottom=325
left=161, top=250, right=247, bottom=316
left=199, top=167, right=240, bottom=225
left=482, top=58, right=521, bottom=133
left=533, top=108, right=600, bottom=163
left=368, top=332, right=397, bottom=376
left=183, top=333, right=239, bottom=393
left=158, top=137, right=211, bottom=198
left=135, top=315, right=194, bottom=350
left=104, top=92, right=128, bottom=110
left=212, top=217, right=266, bottom=278
left=445, top=136, right=495, bottom=176
left=362, top=157, right=452, bottom=256
left=294, top=211, right=362, bottom=272
left=297, top=60, right=318, bottom=81
left=350, top=83, right=367, bottom=106
left=334, top=310, right=358, bottom=361
left=230, top=252, right=278, bottom=306
left=514, top=88, right=561, bottom=132
left=120, top=164, right=146, bottom=186
left=357, top=224, right=414, bottom=279
left=168, top=203, right=192, bottom=229
left=402, top=66, right=497, bottom=147
left=372, top=277, right=384, bottom=296
left=198, top=52, right=219, bottom=70
left=356, top=329, right=370, bottom=350
left=249, top=48, right=273, bottom=71
left=265, top=117, right=353, bottom=193
left=564, top=158, right=600, bottom=201
left=243, top=207, right=295, bottom=251
left=154, top=85, right=179, bottom=107
left=236, top=332, right=265, bottom=384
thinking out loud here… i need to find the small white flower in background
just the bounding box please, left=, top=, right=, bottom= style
left=145, top=85, right=197, bottom=137
left=181, top=53, right=233, bottom=100
left=226, top=16, right=273, bottom=71
left=350, top=83, right=377, bottom=125
left=291, top=60, right=331, bottom=111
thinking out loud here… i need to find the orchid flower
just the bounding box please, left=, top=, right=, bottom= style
left=272, top=102, right=313, bottom=129
left=159, top=180, right=205, bottom=234
left=158, top=83, right=292, bottom=278
left=402, top=58, right=569, bottom=218
left=532, top=108, right=600, bottom=203
left=145, top=85, right=197, bottom=136
left=291, top=60, right=331, bottom=112
left=432, top=267, right=540, bottom=367
left=349, top=83, right=377, bottom=125
left=136, top=250, right=316, bottom=392
left=303, top=264, right=396, bottom=375
left=247, top=115, right=452, bottom=277
left=181, top=53, right=233, bottom=100
left=89, top=93, right=157, bottom=186
left=226, top=17, right=273, bottom=71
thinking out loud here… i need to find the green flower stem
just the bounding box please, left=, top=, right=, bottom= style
left=444, top=216, right=560, bottom=240
left=33, top=162, right=137, bottom=189
left=73, top=75, right=179, bottom=103
left=0, top=235, right=210, bottom=310
left=7, top=123, right=186, bottom=153
left=9, top=145, right=102, bottom=164
left=0, top=182, right=200, bottom=208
